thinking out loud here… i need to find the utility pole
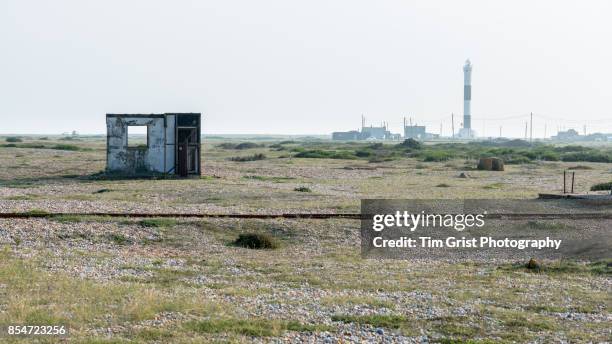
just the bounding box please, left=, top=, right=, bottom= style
left=440, top=122, right=443, bottom=136
left=451, top=113, right=455, bottom=140
left=544, top=123, right=547, bottom=139
left=583, top=125, right=587, bottom=136
left=530, top=112, right=533, bottom=143
left=499, top=126, right=502, bottom=138
left=524, top=122, right=528, bottom=140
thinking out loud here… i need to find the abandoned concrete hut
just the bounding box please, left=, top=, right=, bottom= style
left=106, top=113, right=201, bottom=177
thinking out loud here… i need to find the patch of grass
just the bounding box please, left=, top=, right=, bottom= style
left=138, top=218, right=178, bottom=228
left=331, top=314, right=407, bottom=329
left=499, top=259, right=611, bottom=275
left=21, top=209, right=51, bottom=216
left=483, top=183, right=504, bottom=189
left=52, top=215, right=112, bottom=223
left=4, top=195, right=37, bottom=200
left=106, top=233, right=132, bottom=245
left=436, top=183, right=451, bottom=187
left=146, top=268, right=198, bottom=287
left=229, top=153, right=267, bottom=162
left=184, top=318, right=331, bottom=337
left=320, top=295, right=395, bottom=309
left=233, top=233, right=279, bottom=249
left=134, top=328, right=174, bottom=341
left=243, top=175, right=295, bottom=183
left=185, top=318, right=280, bottom=337
left=294, top=186, right=312, bottom=192
left=0, top=250, right=221, bottom=332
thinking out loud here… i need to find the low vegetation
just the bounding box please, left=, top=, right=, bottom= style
left=138, top=218, right=178, bottom=228
left=184, top=318, right=331, bottom=337
left=5, top=136, right=23, bottom=142
left=229, top=153, right=266, bottom=162
left=590, top=181, right=612, bottom=191
left=0, top=142, right=86, bottom=151
left=217, top=142, right=264, bottom=149
left=281, top=139, right=612, bottom=164
left=233, top=233, right=279, bottom=249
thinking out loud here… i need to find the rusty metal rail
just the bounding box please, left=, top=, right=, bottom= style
left=0, top=212, right=611, bottom=220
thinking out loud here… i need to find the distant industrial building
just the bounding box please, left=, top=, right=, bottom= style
left=552, top=129, right=611, bottom=142
left=552, top=129, right=580, bottom=141
left=331, top=130, right=361, bottom=140
left=404, top=125, right=426, bottom=139
left=361, top=125, right=390, bottom=140
left=403, top=117, right=438, bottom=140
left=332, top=116, right=400, bottom=141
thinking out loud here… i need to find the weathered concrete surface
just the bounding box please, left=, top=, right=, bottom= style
left=106, top=115, right=167, bottom=174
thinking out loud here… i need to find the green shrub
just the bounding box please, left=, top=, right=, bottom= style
left=567, top=165, right=593, bottom=170
left=93, top=188, right=112, bottom=194
left=229, top=153, right=266, bottom=162
left=294, top=186, right=312, bottom=192
left=216, top=142, right=237, bottom=149
left=561, top=151, right=612, bottom=163
left=590, top=181, right=612, bottom=191
left=539, top=151, right=560, bottom=161
left=233, top=233, right=279, bottom=249
left=216, top=142, right=262, bottom=150
left=235, top=142, right=262, bottom=149
left=355, top=150, right=373, bottom=157
left=5, top=137, right=23, bottom=142
left=294, top=150, right=357, bottom=160
left=505, top=156, right=532, bottom=164
left=421, top=151, right=452, bottom=162
left=398, top=138, right=422, bottom=149
left=52, top=144, right=81, bottom=151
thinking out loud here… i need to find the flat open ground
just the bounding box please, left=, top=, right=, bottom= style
left=0, top=136, right=610, bottom=343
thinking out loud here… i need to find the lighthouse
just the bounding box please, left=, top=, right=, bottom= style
left=459, top=59, right=475, bottom=138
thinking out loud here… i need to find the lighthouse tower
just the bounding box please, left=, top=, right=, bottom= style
left=459, top=59, right=475, bottom=138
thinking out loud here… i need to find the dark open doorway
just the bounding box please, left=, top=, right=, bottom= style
left=176, top=127, right=199, bottom=176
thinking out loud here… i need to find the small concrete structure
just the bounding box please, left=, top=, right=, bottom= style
left=106, top=113, right=201, bottom=176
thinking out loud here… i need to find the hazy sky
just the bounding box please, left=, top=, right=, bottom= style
left=1, top=0, right=611, bottom=137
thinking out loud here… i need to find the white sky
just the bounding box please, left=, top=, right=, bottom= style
left=1, top=0, right=611, bottom=137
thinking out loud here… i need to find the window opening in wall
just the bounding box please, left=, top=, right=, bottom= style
left=127, top=125, right=148, bottom=148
